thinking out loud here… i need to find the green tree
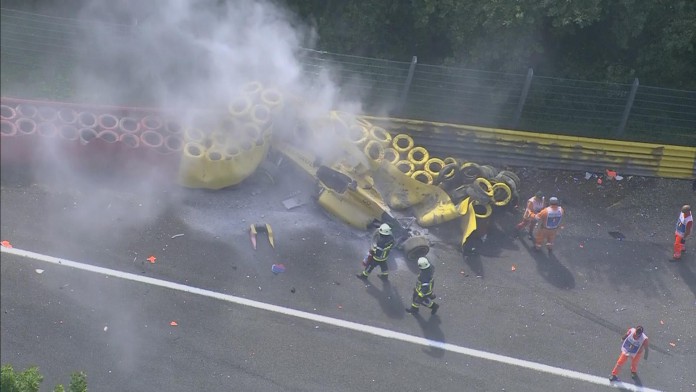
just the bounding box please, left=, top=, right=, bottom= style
left=1, top=364, right=87, bottom=392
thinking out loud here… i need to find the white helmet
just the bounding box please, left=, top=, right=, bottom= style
left=378, top=223, right=392, bottom=236
left=417, top=257, right=430, bottom=269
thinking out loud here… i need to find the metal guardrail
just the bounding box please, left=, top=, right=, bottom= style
left=1, top=7, right=695, bottom=147
left=364, top=116, right=696, bottom=180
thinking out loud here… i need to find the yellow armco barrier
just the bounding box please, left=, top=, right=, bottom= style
left=407, top=146, right=429, bottom=169
left=361, top=116, right=696, bottom=179
left=392, top=134, right=414, bottom=154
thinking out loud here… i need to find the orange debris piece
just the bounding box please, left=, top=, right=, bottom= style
left=147, top=255, right=157, bottom=264
left=1, top=240, right=13, bottom=248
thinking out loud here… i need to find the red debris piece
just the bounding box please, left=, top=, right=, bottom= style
left=1, top=240, right=13, bottom=248
left=147, top=255, right=157, bottom=264
left=606, top=169, right=617, bottom=179
left=170, top=321, right=178, bottom=326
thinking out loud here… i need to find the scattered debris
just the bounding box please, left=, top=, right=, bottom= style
left=660, top=320, right=664, bottom=325
left=337, top=305, right=343, bottom=309
left=669, top=342, right=676, bottom=347
left=171, top=234, right=184, bottom=239
left=584, top=172, right=592, bottom=180
left=104, top=326, right=108, bottom=332
left=147, top=255, right=157, bottom=264
left=35, top=269, right=44, bottom=274
left=1, top=240, right=12, bottom=248
left=579, top=243, right=584, bottom=248
left=271, top=263, right=286, bottom=274
left=511, top=265, right=517, bottom=271
left=597, top=178, right=603, bottom=185
left=615, top=175, right=623, bottom=181
left=250, top=223, right=274, bottom=249
left=606, top=169, right=617, bottom=180
left=282, top=196, right=305, bottom=210
left=608, top=231, right=626, bottom=241
left=169, top=321, right=178, bottom=326
left=290, top=287, right=296, bottom=293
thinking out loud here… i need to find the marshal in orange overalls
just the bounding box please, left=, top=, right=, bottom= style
left=534, top=197, right=564, bottom=251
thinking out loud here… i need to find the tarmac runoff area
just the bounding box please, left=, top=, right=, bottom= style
left=1, top=165, right=695, bottom=391
left=0, top=246, right=668, bottom=392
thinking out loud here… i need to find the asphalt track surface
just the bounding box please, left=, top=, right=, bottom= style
left=1, top=163, right=695, bottom=392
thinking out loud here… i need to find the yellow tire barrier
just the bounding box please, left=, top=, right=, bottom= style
left=473, top=177, right=494, bottom=197
left=364, top=139, right=385, bottom=161
left=261, top=88, right=283, bottom=111
left=424, top=157, right=446, bottom=178
left=473, top=200, right=493, bottom=218
left=348, top=124, right=368, bottom=146
left=369, top=126, right=392, bottom=146
left=383, top=147, right=400, bottom=165
left=392, top=134, right=414, bottom=154
left=206, top=146, right=225, bottom=161
left=411, top=170, right=433, bottom=185
left=185, top=128, right=206, bottom=144
left=225, top=144, right=241, bottom=158
left=443, top=157, right=458, bottom=166
left=396, top=160, right=415, bottom=176
left=356, top=117, right=373, bottom=130
left=461, top=162, right=484, bottom=182
left=408, top=146, right=429, bottom=169
left=210, top=130, right=228, bottom=146
left=251, top=104, right=272, bottom=128
left=491, top=181, right=512, bottom=206
left=229, top=96, right=252, bottom=118
left=241, top=81, right=263, bottom=100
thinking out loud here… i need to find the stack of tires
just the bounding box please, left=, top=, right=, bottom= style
left=0, top=100, right=185, bottom=178
left=340, top=117, right=521, bottom=214
left=177, top=81, right=282, bottom=189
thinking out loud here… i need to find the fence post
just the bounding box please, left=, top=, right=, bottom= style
left=512, top=67, right=534, bottom=128
left=617, top=78, right=639, bottom=136
left=398, top=56, right=418, bottom=115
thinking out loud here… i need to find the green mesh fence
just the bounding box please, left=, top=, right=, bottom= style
left=2, top=7, right=695, bottom=146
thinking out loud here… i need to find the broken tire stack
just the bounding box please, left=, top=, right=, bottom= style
left=178, top=81, right=281, bottom=189
left=343, top=117, right=520, bottom=214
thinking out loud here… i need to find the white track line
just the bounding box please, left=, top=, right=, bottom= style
left=1, top=246, right=663, bottom=392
